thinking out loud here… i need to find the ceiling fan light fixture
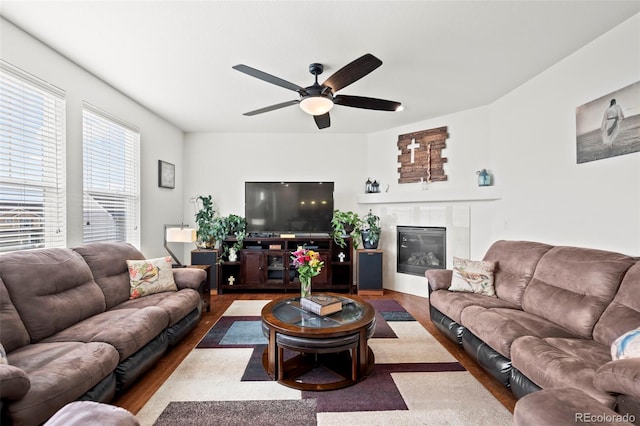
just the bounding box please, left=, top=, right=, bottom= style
left=299, top=95, right=334, bottom=116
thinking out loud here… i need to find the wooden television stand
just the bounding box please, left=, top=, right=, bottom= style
left=193, top=235, right=354, bottom=295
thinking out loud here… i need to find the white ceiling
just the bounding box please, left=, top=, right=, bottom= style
left=1, top=1, right=639, bottom=134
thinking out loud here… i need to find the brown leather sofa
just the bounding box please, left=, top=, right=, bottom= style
left=427, top=240, right=640, bottom=424
left=0, top=242, right=206, bottom=426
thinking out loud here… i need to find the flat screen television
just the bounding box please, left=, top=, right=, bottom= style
left=245, top=182, right=334, bottom=235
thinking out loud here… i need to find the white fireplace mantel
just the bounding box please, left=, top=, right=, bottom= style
left=356, top=186, right=502, bottom=205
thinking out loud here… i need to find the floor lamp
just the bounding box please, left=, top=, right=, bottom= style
left=164, top=224, right=196, bottom=267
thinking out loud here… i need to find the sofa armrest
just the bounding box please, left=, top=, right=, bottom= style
left=594, top=359, right=640, bottom=400
left=425, top=269, right=453, bottom=291
left=173, top=268, right=206, bottom=290
left=0, top=364, right=30, bottom=400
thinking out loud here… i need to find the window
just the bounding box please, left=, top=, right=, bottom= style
left=0, top=60, right=66, bottom=252
left=82, top=103, right=140, bottom=246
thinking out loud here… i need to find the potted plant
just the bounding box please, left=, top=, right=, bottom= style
left=212, top=214, right=247, bottom=262
left=194, top=195, right=216, bottom=248
left=360, top=209, right=381, bottom=249
left=331, top=209, right=362, bottom=249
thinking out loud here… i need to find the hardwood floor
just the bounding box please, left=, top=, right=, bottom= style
left=113, top=290, right=517, bottom=415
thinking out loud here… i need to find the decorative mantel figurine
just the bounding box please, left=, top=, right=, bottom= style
left=228, top=248, right=238, bottom=262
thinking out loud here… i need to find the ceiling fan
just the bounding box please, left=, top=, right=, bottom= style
left=232, top=53, right=402, bottom=129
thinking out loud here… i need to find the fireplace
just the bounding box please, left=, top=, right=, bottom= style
left=397, top=226, right=446, bottom=276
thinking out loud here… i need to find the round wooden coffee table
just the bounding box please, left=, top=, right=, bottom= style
left=261, top=293, right=376, bottom=391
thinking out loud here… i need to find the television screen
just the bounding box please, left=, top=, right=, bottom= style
left=245, top=182, right=334, bottom=235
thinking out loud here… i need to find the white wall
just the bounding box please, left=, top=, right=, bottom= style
left=1, top=18, right=186, bottom=257
left=182, top=132, right=367, bottom=259
left=365, top=13, right=640, bottom=296
left=183, top=132, right=367, bottom=214
left=489, top=13, right=640, bottom=255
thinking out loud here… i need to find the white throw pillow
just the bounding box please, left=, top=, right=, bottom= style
left=127, top=256, right=177, bottom=299
left=448, top=257, right=497, bottom=297
left=611, top=328, right=640, bottom=360
left=0, top=343, right=7, bottom=365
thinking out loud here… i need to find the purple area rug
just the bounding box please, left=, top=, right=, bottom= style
left=193, top=298, right=464, bottom=413
left=143, top=298, right=515, bottom=426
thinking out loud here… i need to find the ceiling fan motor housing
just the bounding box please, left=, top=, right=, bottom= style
left=308, top=63, right=324, bottom=76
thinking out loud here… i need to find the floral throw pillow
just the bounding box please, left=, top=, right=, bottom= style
left=611, top=328, right=640, bottom=360
left=127, top=256, right=177, bottom=299
left=448, top=257, right=497, bottom=297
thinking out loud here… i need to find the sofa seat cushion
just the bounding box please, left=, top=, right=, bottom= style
left=514, top=387, right=632, bottom=426
left=511, top=335, right=615, bottom=406
left=429, top=289, right=519, bottom=323
left=41, top=307, right=169, bottom=361
left=111, top=289, right=200, bottom=326
left=7, top=342, right=119, bottom=426
left=460, top=306, right=575, bottom=359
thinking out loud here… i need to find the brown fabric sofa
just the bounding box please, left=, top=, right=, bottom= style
left=427, top=240, right=640, bottom=423
left=0, top=242, right=206, bottom=426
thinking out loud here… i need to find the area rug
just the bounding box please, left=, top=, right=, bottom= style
left=136, top=299, right=513, bottom=425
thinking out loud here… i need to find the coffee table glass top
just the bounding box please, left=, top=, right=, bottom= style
left=272, top=296, right=364, bottom=328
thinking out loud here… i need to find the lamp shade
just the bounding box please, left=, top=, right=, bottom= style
left=166, top=227, right=196, bottom=243
left=299, top=96, right=334, bottom=116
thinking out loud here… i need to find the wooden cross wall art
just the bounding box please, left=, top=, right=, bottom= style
left=397, top=126, right=449, bottom=183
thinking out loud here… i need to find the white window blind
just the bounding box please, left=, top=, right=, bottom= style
left=82, top=103, right=140, bottom=247
left=0, top=60, right=66, bottom=252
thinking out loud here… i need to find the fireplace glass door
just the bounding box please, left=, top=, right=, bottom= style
left=397, top=226, right=446, bottom=276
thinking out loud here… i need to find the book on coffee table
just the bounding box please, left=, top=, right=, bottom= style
left=300, top=295, right=343, bottom=316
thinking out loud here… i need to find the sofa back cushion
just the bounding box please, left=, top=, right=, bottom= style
left=0, top=278, right=30, bottom=352
left=73, top=241, right=145, bottom=309
left=482, top=240, right=553, bottom=307
left=522, top=246, right=635, bottom=339
left=0, top=248, right=106, bottom=342
left=593, top=262, right=640, bottom=346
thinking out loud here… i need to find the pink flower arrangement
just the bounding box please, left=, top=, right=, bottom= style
left=291, top=248, right=324, bottom=280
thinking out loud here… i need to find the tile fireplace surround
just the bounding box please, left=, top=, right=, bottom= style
left=358, top=187, right=501, bottom=297
left=381, top=205, right=471, bottom=268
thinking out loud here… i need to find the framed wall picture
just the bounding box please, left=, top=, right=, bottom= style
left=576, top=81, right=640, bottom=163
left=158, top=160, right=175, bottom=189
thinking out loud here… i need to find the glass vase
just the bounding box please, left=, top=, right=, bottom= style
left=300, top=275, right=311, bottom=298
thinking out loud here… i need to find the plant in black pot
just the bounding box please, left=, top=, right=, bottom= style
left=331, top=209, right=362, bottom=249
left=211, top=214, right=247, bottom=262
left=360, top=209, right=381, bottom=249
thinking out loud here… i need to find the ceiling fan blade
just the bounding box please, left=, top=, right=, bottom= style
left=243, top=100, right=300, bottom=116
left=334, top=95, right=401, bottom=111
left=322, top=54, right=382, bottom=93
left=314, top=112, right=330, bottom=129
left=233, top=64, right=305, bottom=93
